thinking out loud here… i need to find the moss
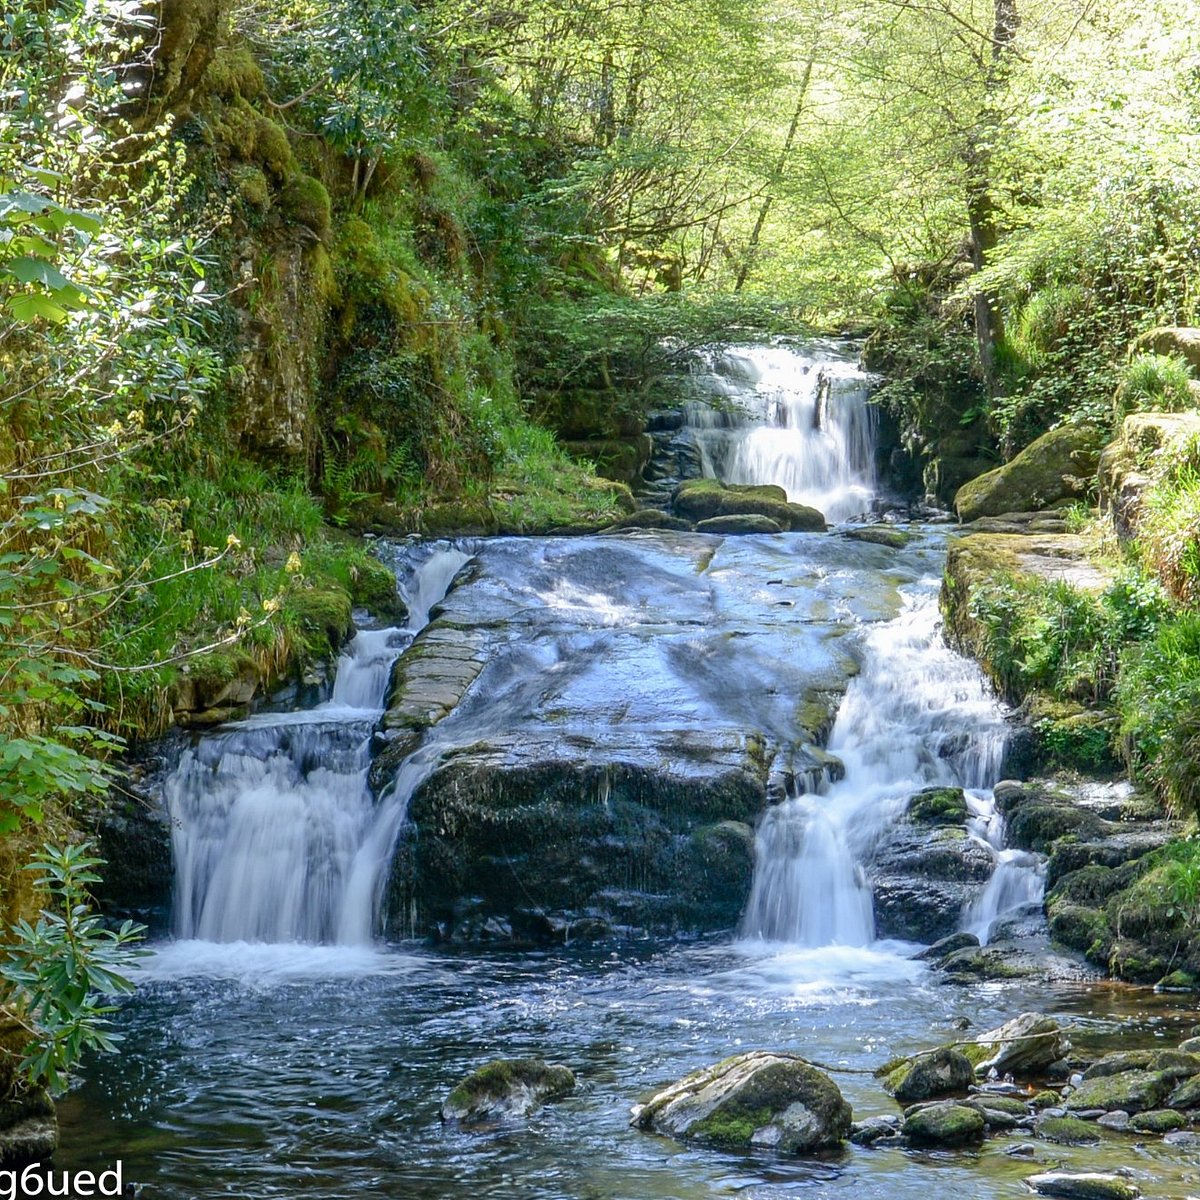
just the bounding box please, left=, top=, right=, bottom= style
left=690, top=1104, right=776, bottom=1148
left=1131, top=1108, right=1187, bottom=1133
left=443, top=1058, right=575, bottom=1117
left=213, top=99, right=259, bottom=159
left=230, top=164, right=270, bottom=212
left=204, top=44, right=264, bottom=100
left=1047, top=900, right=1112, bottom=963
left=1036, top=1115, right=1099, bottom=1144
left=254, top=114, right=295, bottom=181
left=1031, top=1090, right=1060, bottom=1109
left=187, top=647, right=256, bottom=691
left=902, top=1103, right=985, bottom=1147
left=908, top=786, right=968, bottom=825
left=280, top=174, right=331, bottom=239
left=290, top=585, right=353, bottom=654
left=349, top=555, right=405, bottom=622
left=1064, top=1069, right=1173, bottom=1113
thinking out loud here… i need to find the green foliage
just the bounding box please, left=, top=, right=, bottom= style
left=1140, top=446, right=1200, bottom=603
left=1116, top=612, right=1200, bottom=817
left=0, top=843, right=146, bottom=1096
left=1115, top=353, right=1196, bottom=423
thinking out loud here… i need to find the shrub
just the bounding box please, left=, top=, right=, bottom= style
left=1114, top=352, right=1195, bottom=423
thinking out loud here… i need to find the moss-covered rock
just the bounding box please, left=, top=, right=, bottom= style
left=954, top=423, right=1105, bottom=522
left=878, top=1047, right=974, bottom=1104
left=440, top=1058, right=576, bottom=1123
left=1098, top=410, right=1200, bottom=538
left=1064, top=1069, right=1173, bottom=1114
left=907, top=786, right=968, bottom=825
left=1036, top=1115, right=1100, bottom=1144
left=842, top=525, right=914, bottom=549
left=1024, top=1171, right=1141, bottom=1200
left=1130, top=1108, right=1186, bottom=1133
left=1132, top=326, right=1200, bottom=374
left=696, top=514, right=783, bottom=535
left=672, top=480, right=826, bottom=531
left=1167, top=1073, right=1200, bottom=1109
left=632, top=1052, right=852, bottom=1155
left=902, top=1101, right=985, bottom=1147
left=280, top=174, right=331, bottom=239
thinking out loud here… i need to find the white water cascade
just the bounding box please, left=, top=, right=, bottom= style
left=685, top=342, right=878, bottom=521
left=167, top=543, right=471, bottom=946
left=741, top=575, right=1028, bottom=947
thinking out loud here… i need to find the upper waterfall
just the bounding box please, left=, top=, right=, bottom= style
left=684, top=342, right=878, bottom=521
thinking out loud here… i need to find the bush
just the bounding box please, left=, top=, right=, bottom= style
left=1114, top=352, right=1195, bottom=423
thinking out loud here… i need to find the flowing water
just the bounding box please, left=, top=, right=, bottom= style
left=684, top=342, right=877, bottom=520
left=55, top=345, right=1196, bottom=1197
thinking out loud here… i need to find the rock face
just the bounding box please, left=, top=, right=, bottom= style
left=632, top=1052, right=852, bottom=1154
left=380, top=533, right=888, bottom=941
left=879, top=1047, right=974, bottom=1103
left=953, top=424, right=1105, bottom=523
left=440, top=1059, right=575, bottom=1123
left=1098, top=410, right=1200, bottom=538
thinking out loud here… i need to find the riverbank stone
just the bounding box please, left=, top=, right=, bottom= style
left=440, top=1058, right=575, bottom=1123
left=901, top=1101, right=985, bottom=1147
left=632, top=1052, right=852, bottom=1154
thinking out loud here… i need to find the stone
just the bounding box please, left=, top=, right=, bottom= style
left=605, top=509, right=694, bottom=532
left=1167, top=1072, right=1200, bottom=1109
left=695, top=514, right=784, bottom=535
left=1064, top=1070, right=1172, bottom=1114
left=631, top=1051, right=852, bottom=1154
left=672, top=480, right=826, bottom=531
left=968, top=1014, right=1071, bottom=1078
left=954, top=424, right=1105, bottom=523
left=1035, top=1115, right=1100, bottom=1144
left=879, top=1047, right=975, bottom=1104
left=1178, top=1036, right=1200, bottom=1053
left=0, top=1086, right=58, bottom=1168
left=841, top=525, right=914, bottom=549
left=1084, top=1049, right=1200, bottom=1083
left=1130, top=1108, right=1186, bottom=1133
left=911, top=932, right=980, bottom=962
left=1098, top=410, right=1200, bottom=537
left=1024, top=1172, right=1140, bottom=1200
left=901, top=1101, right=985, bottom=1147
left=1164, top=1130, right=1200, bottom=1148
left=849, top=1114, right=902, bottom=1145
left=1131, top=326, right=1200, bottom=373
left=440, top=1058, right=575, bottom=1123
left=907, top=786, right=968, bottom=825
left=1096, top=1110, right=1129, bottom=1130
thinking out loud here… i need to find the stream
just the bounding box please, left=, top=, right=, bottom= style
left=58, top=344, right=1200, bottom=1198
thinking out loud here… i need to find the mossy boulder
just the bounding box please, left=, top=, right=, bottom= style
left=842, top=525, right=914, bottom=549
left=440, top=1058, right=575, bottom=1123
left=1130, top=1108, right=1186, bottom=1133
left=901, top=1101, right=985, bottom=1147
left=672, top=480, right=826, bottom=531
left=907, top=787, right=968, bottom=826
left=1064, top=1069, right=1173, bottom=1114
left=291, top=584, right=354, bottom=655
left=1025, top=1171, right=1141, bottom=1200
left=1047, top=901, right=1112, bottom=962
left=954, top=423, right=1105, bottom=522
left=1083, top=1049, right=1200, bottom=1083
left=1132, top=326, right=1200, bottom=374
left=280, top=174, right=331, bottom=239
left=605, top=509, right=694, bottom=532
left=632, top=1052, right=852, bottom=1155
left=878, top=1047, right=974, bottom=1104
left=696, top=514, right=783, bottom=535
left=1098, top=410, right=1200, bottom=538
left=1167, top=1073, right=1200, bottom=1109
left=1036, top=1115, right=1101, bottom=1144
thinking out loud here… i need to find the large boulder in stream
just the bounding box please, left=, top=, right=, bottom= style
left=631, top=1052, right=852, bottom=1154
left=878, top=1047, right=975, bottom=1103
left=440, top=1058, right=576, bottom=1123
left=377, top=533, right=889, bottom=942
left=672, top=480, right=827, bottom=531
left=953, top=423, right=1105, bottom=523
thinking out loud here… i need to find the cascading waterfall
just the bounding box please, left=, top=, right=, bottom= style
left=167, top=543, right=471, bottom=946
left=740, top=575, right=1030, bottom=947
left=684, top=342, right=877, bottom=520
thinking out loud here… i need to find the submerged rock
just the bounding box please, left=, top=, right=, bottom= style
left=1024, top=1173, right=1140, bottom=1200
left=879, top=1047, right=975, bottom=1104
left=632, top=1051, right=852, bottom=1154
left=440, top=1058, right=575, bottom=1123
left=901, top=1101, right=985, bottom=1147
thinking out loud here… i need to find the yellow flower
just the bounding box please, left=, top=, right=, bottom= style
left=284, top=552, right=303, bottom=574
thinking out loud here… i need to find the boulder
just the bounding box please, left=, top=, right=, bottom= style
left=631, top=1051, right=852, bottom=1154
left=878, top=1047, right=975, bottom=1104
left=605, top=509, right=694, bottom=532
left=0, top=1087, right=57, bottom=1168
left=849, top=1114, right=902, bottom=1145
left=841, top=525, right=914, bottom=549
left=968, top=1013, right=1071, bottom=1078
left=1035, top=1115, right=1099, bottom=1144
left=1130, top=1108, right=1186, bottom=1133
left=1167, top=1073, right=1200, bottom=1109
left=907, top=786, right=968, bottom=825
left=672, top=480, right=826, bottom=531
left=1098, top=410, right=1200, bottom=538
left=1025, top=1172, right=1140, bottom=1200
left=440, top=1058, right=575, bottom=1122
left=1083, top=1049, right=1200, bottom=1082
left=911, top=931, right=981, bottom=963
left=1063, top=1069, right=1173, bottom=1114
left=954, top=424, right=1105, bottom=523
left=901, top=1101, right=985, bottom=1147
left=696, top=514, right=783, bottom=535
left=1131, top=326, right=1200, bottom=373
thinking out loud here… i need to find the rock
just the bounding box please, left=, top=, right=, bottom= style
left=939, top=946, right=1034, bottom=982
left=1096, top=1110, right=1129, bottom=1130
left=842, top=525, right=914, bottom=549
left=879, top=1047, right=975, bottom=1104
left=849, top=1114, right=902, bottom=1145
left=901, top=1101, right=985, bottom=1147
left=1131, top=1108, right=1186, bottom=1133
left=1168, top=1073, right=1200, bottom=1109
left=1178, top=1036, right=1200, bottom=1053
left=605, top=508, right=694, bottom=532
left=954, top=424, right=1105, bottom=523
left=1131, top=325, right=1200, bottom=373
left=440, top=1058, right=576, bottom=1122
left=1099, top=410, right=1200, bottom=537
left=912, top=932, right=980, bottom=962
left=1025, top=1172, right=1141, bottom=1200
left=1084, top=1049, right=1200, bottom=1082
left=696, top=514, right=784, bottom=535
left=967, top=1014, right=1071, bottom=1077
left=1035, top=1115, right=1100, bottom=1144
left=0, top=1086, right=58, bottom=1167
left=1164, top=1129, right=1200, bottom=1148
left=672, top=480, right=826, bottom=531
left=1063, top=1069, right=1173, bottom=1114
left=631, top=1051, right=852, bottom=1154
left=907, top=786, right=968, bottom=825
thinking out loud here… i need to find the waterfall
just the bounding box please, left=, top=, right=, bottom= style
left=684, top=342, right=877, bottom=521
left=740, top=577, right=1018, bottom=947
left=167, top=543, right=471, bottom=946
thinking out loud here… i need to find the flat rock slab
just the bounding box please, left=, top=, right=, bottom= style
left=1025, top=1172, right=1140, bottom=1200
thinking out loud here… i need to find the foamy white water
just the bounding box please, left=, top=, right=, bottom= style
left=685, top=343, right=877, bottom=521
left=167, top=544, right=471, bottom=947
